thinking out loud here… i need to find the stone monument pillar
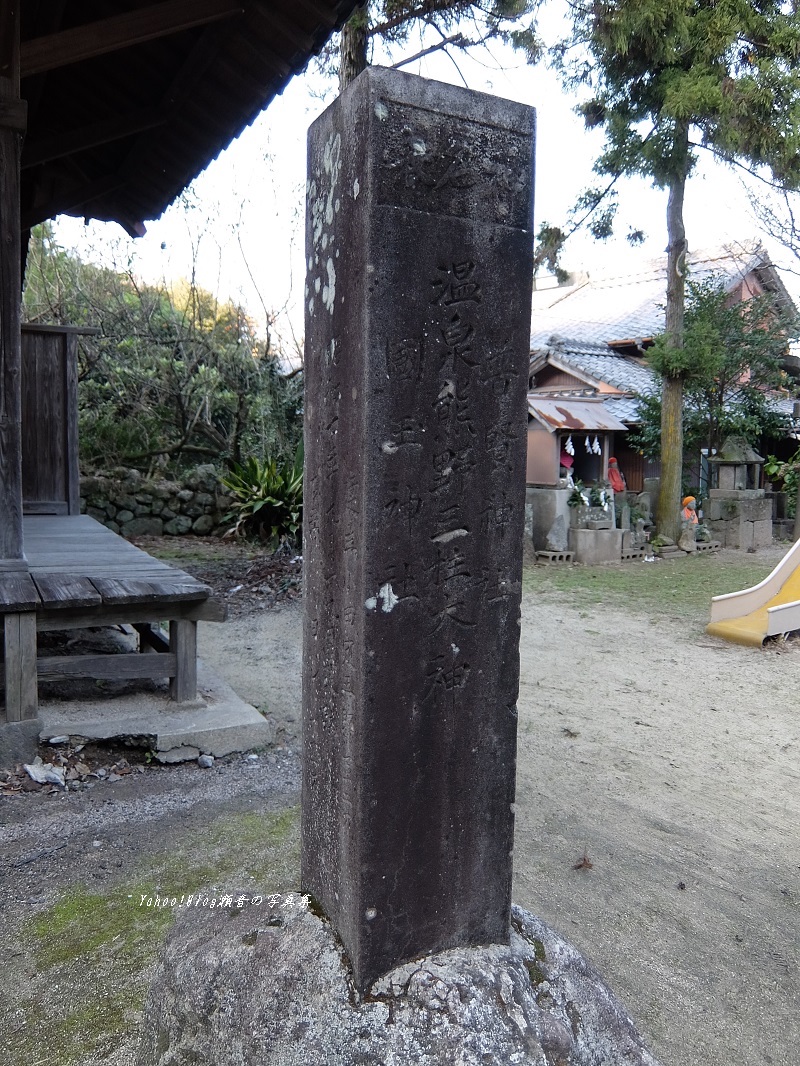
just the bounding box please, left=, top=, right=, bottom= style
left=302, top=67, right=535, bottom=991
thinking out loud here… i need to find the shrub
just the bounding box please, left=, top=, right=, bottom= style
left=221, top=445, right=303, bottom=550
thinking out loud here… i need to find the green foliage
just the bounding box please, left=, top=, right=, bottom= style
left=23, top=224, right=302, bottom=475
left=537, top=0, right=800, bottom=536
left=533, top=222, right=570, bottom=282
left=765, top=450, right=800, bottom=517
left=554, top=0, right=800, bottom=197
left=629, top=274, right=796, bottom=457
left=320, top=1, right=540, bottom=85
left=368, top=0, right=538, bottom=48
left=221, top=444, right=304, bottom=549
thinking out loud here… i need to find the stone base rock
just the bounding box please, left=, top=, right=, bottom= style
left=136, top=898, right=660, bottom=1066
left=678, top=528, right=697, bottom=552
left=0, top=718, right=40, bottom=768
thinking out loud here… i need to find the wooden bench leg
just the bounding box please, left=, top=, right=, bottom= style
left=4, top=612, right=38, bottom=722
left=169, top=619, right=197, bottom=703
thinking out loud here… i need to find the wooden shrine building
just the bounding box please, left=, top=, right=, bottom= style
left=0, top=0, right=359, bottom=732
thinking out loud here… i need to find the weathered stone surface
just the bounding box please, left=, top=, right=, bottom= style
left=568, top=527, right=624, bottom=565
left=752, top=519, right=773, bottom=548
left=546, top=514, right=568, bottom=551
left=135, top=900, right=660, bottom=1066
left=121, top=517, right=164, bottom=537
left=192, top=514, right=214, bottom=535
left=678, top=528, right=697, bottom=552
left=0, top=719, right=40, bottom=768
left=526, top=487, right=571, bottom=551
left=303, top=67, right=534, bottom=991
left=738, top=497, right=771, bottom=522
left=164, top=515, right=192, bottom=535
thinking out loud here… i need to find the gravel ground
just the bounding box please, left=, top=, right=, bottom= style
left=2, top=540, right=799, bottom=1066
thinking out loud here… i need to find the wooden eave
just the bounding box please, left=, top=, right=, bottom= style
left=19, top=0, right=361, bottom=236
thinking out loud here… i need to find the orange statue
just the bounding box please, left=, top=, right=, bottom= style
left=607, top=457, right=626, bottom=495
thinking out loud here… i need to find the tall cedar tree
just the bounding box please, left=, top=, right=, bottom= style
left=337, top=1, right=539, bottom=90
left=554, top=2, right=800, bottom=540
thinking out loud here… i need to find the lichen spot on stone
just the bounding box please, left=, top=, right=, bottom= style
left=365, top=596, right=377, bottom=611
left=323, top=258, right=336, bottom=314
left=365, top=907, right=377, bottom=921
left=411, top=137, right=426, bottom=155
left=432, top=528, right=468, bottom=544
left=375, top=100, right=389, bottom=121
left=353, top=177, right=360, bottom=199
left=378, top=583, right=399, bottom=612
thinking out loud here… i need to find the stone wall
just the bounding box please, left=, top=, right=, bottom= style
left=80, top=464, right=233, bottom=537
left=704, top=491, right=772, bottom=549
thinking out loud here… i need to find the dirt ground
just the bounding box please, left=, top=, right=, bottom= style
left=2, top=541, right=799, bottom=1066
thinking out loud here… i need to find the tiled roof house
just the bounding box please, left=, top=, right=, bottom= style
left=525, top=242, right=798, bottom=491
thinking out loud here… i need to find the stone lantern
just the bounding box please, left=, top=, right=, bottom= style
left=707, top=435, right=765, bottom=491
left=705, top=436, right=771, bottom=549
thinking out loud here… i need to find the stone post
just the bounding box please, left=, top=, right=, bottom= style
left=302, top=66, right=535, bottom=992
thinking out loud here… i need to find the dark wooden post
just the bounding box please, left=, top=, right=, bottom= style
left=0, top=1, right=26, bottom=569
left=302, top=67, right=535, bottom=992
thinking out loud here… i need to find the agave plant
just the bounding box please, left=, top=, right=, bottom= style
left=221, top=442, right=303, bottom=549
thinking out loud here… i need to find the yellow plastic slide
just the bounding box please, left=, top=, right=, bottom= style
left=706, top=538, right=800, bottom=646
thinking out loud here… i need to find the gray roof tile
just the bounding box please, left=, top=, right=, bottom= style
left=530, top=242, right=793, bottom=349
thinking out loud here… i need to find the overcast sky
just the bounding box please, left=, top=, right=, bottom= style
left=53, top=26, right=786, bottom=358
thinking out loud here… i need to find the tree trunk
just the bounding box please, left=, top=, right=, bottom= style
left=655, top=122, right=690, bottom=543
left=339, top=3, right=368, bottom=93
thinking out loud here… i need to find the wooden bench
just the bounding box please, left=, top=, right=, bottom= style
left=0, top=516, right=225, bottom=724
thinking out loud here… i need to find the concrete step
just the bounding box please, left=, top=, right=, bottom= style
left=653, top=546, right=687, bottom=559
left=38, top=658, right=272, bottom=761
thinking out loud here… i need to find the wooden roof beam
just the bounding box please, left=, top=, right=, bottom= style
left=292, top=0, right=339, bottom=30
left=23, top=108, right=164, bottom=169
left=22, top=174, right=127, bottom=232
left=249, top=2, right=317, bottom=52
left=21, top=0, right=245, bottom=78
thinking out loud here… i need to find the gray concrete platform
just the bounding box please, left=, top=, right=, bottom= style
left=37, top=658, right=273, bottom=762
